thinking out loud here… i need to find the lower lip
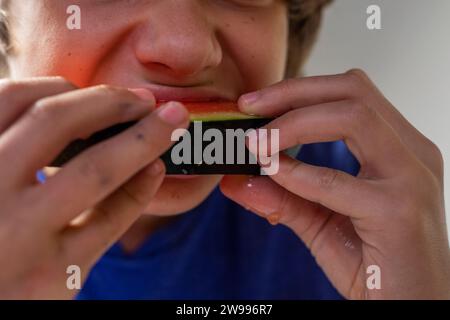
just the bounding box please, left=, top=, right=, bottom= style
left=166, top=175, right=201, bottom=180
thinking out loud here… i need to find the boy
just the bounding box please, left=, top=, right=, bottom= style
left=0, top=0, right=448, bottom=299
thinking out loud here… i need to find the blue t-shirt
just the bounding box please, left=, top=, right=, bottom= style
left=73, top=141, right=359, bottom=299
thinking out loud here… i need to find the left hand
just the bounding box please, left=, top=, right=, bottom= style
left=220, top=69, right=450, bottom=299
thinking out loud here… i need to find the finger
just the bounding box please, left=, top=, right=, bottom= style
left=239, top=71, right=442, bottom=178
left=221, top=175, right=328, bottom=229
left=238, top=70, right=402, bottom=123
left=0, top=77, right=76, bottom=132
left=258, top=100, right=411, bottom=177
left=264, top=153, right=384, bottom=219
left=0, top=85, right=155, bottom=185
left=38, top=101, right=189, bottom=227
left=62, top=159, right=166, bottom=264
left=239, top=72, right=363, bottom=117
left=339, top=70, right=444, bottom=177
left=220, top=174, right=364, bottom=298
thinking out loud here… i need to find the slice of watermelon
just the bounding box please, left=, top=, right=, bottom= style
left=156, top=101, right=264, bottom=122
left=158, top=101, right=271, bottom=175
left=50, top=101, right=272, bottom=175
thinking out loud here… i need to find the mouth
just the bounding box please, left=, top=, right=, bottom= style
left=49, top=84, right=270, bottom=176
left=132, top=83, right=234, bottom=103
left=166, top=175, right=201, bottom=180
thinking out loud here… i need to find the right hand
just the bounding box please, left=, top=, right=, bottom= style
left=0, top=77, right=189, bottom=299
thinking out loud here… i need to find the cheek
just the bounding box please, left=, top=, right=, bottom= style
left=223, top=13, right=288, bottom=92
left=11, top=5, right=132, bottom=87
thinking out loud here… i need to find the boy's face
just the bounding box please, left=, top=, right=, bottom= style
left=8, top=0, right=289, bottom=215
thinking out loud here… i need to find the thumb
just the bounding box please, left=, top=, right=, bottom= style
left=220, top=175, right=329, bottom=239
left=220, top=175, right=364, bottom=298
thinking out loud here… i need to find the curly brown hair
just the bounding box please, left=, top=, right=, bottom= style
left=0, top=3, right=9, bottom=51
left=285, top=0, right=332, bottom=77
left=0, top=0, right=332, bottom=77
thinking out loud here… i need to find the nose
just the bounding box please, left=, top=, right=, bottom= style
left=133, top=1, right=223, bottom=81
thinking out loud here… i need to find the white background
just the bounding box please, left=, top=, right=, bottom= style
left=304, top=0, right=450, bottom=236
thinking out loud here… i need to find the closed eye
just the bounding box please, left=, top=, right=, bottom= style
left=215, top=0, right=275, bottom=9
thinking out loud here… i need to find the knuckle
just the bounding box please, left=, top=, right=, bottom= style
left=115, top=102, right=142, bottom=123
left=121, top=185, right=148, bottom=207
left=277, top=190, right=291, bottom=216
left=280, top=78, right=301, bottom=95
left=95, top=206, right=121, bottom=238
left=133, top=127, right=149, bottom=143
left=346, top=99, right=377, bottom=130
left=94, top=84, right=125, bottom=98
left=29, top=97, right=64, bottom=121
left=94, top=84, right=142, bottom=111
left=274, top=189, right=298, bottom=225
left=89, top=85, right=148, bottom=123
left=132, top=121, right=166, bottom=151
left=346, top=68, right=368, bottom=80
left=425, top=139, right=444, bottom=173
left=308, top=215, right=332, bottom=256
left=78, top=152, right=115, bottom=189
left=0, top=79, right=26, bottom=96
left=316, top=168, right=340, bottom=190
left=283, top=160, right=302, bottom=184
left=50, top=76, right=77, bottom=90
left=344, top=68, right=370, bottom=93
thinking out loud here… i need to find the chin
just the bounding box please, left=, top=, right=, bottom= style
left=142, top=175, right=223, bottom=216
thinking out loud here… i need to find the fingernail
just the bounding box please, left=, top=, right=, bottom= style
left=147, top=159, right=165, bottom=176
left=239, top=91, right=261, bottom=112
left=156, top=101, right=188, bottom=126
left=128, top=88, right=156, bottom=103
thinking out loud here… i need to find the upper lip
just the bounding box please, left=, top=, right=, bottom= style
left=136, top=83, right=234, bottom=102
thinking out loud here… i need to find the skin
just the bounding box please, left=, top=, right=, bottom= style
left=222, top=71, right=450, bottom=299
left=0, top=0, right=288, bottom=298
left=0, top=0, right=448, bottom=299
left=8, top=0, right=288, bottom=216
